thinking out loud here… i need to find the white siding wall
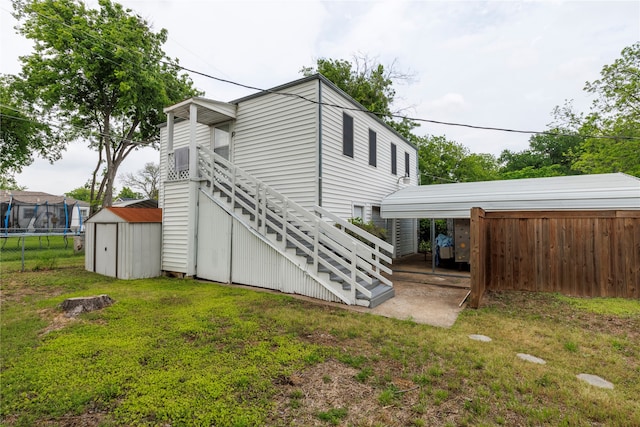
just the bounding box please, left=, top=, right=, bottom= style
left=233, top=80, right=318, bottom=211
left=162, top=180, right=190, bottom=273
left=159, top=126, right=167, bottom=208
left=320, top=81, right=418, bottom=222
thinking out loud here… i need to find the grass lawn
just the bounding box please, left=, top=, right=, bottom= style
left=1, top=255, right=639, bottom=426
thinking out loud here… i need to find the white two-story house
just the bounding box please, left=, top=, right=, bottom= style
left=160, top=74, right=418, bottom=307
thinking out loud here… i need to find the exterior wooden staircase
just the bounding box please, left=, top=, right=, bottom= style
left=196, top=146, right=395, bottom=307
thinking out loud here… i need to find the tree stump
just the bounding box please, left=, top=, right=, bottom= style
left=61, top=295, right=114, bottom=317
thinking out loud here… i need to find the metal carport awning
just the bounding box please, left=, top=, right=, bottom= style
left=381, top=173, right=640, bottom=219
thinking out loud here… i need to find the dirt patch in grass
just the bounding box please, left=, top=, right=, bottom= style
left=37, top=308, right=78, bottom=335
left=41, top=412, right=109, bottom=427
left=0, top=266, right=83, bottom=304
left=270, top=359, right=474, bottom=427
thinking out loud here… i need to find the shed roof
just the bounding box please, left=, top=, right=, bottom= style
left=113, top=199, right=159, bottom=209
left=381, top=173, right=640, bottom=219
left=87, top=207, right=162, bottom=223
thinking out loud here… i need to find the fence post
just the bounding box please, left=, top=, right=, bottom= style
left=470, top=207, right=486, bottom=308
left=21, top=235, right=25, bottom=272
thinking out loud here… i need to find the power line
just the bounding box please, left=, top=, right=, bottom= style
left=5, top=4, right=640, bottom=143
left=172, top=63, right=640, bottom=141
left=0, top=108, right=156, bottom=147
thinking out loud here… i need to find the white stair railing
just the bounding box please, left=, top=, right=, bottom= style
left=196, top=146, right=393, bottom=305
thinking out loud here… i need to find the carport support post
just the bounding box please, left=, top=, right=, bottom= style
left=431, top=218, right=435, bottom=273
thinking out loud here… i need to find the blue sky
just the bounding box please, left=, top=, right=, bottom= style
left=1, top=0, right=638, bottom=194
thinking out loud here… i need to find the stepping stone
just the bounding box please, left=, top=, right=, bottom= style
left=577, top=374, right=614, bottom=389
left=517, top=353, right=546, bottom=364
left=468, top=334, right=492, bottom=342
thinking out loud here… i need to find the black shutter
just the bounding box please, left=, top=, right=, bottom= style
left=368, top=129, right=377, bottom=166
left=343, top=113, right=354, bottom=158
left=391, top=143, right=397, bottom=175
left=405, top=152, right=410, bottom=177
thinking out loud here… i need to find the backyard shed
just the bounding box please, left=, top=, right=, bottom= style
left=85, top=207, right=162, bottom=279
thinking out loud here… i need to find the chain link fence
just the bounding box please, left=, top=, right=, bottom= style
left=0, top=232, right=84, bottom=272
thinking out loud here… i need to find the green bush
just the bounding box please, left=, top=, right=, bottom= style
left=335, top=217, right=388, bottom=246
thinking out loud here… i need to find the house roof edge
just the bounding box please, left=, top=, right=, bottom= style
left=230, top=74, right=417, bottom=150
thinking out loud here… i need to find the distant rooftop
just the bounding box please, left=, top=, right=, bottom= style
left=0, top=190, right=89, bottom=206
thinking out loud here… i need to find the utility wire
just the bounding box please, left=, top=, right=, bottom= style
left=5, top=4, right=640, bottom=143
left=172, top=63, right=640, bottom=141
left=0, top=108, right=156, bottom=147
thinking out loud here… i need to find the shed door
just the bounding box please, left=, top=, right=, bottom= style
left=95, top=223, right=117, bottom=277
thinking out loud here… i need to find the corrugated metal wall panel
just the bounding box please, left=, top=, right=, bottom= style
left=116, top=223, right=129, bottom=279
left=84, top=222, right=95, bottom=272
left=320, top=82, right=418, bottom=222
left=162, top=181, right=190, bottom=273
left=127, top=223, right=161, bottom=279
left=230, top=213, right=342, bottom=303
left=233, top=80, right=318, bottom=211
left=196, top=193, right=231, bottom=282
left=396, top=218, right=417, bottom=257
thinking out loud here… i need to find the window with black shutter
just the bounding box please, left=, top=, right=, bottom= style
left=405, top=152, right=410, bottom=177
left=391, top=143, right=397, bottom=175
left=343, top=113, right=354, bottom=158
left=368, top=129, right=377, bottom=167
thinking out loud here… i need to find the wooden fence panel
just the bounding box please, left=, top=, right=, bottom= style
left=469, top=210, right=640, bottom=305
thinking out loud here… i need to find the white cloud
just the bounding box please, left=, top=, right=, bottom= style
left=423, top=93, right=469, bottom=116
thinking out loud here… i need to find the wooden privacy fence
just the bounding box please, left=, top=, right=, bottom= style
left=470, top=208, right=640, bottom=308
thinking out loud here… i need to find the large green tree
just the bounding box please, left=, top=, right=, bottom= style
left=12, top=0, right=200, bottom=208
left=498, top=129, right=583, bottom=179
left=573, top=42, right=640, bottom=176
left=301, top=56, right=419, bottom=139
left=0, top=75, right=64, bottom=177
left=65, top=183, right=92, bottom=203
left=416, top=135, right=499, bottom=184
